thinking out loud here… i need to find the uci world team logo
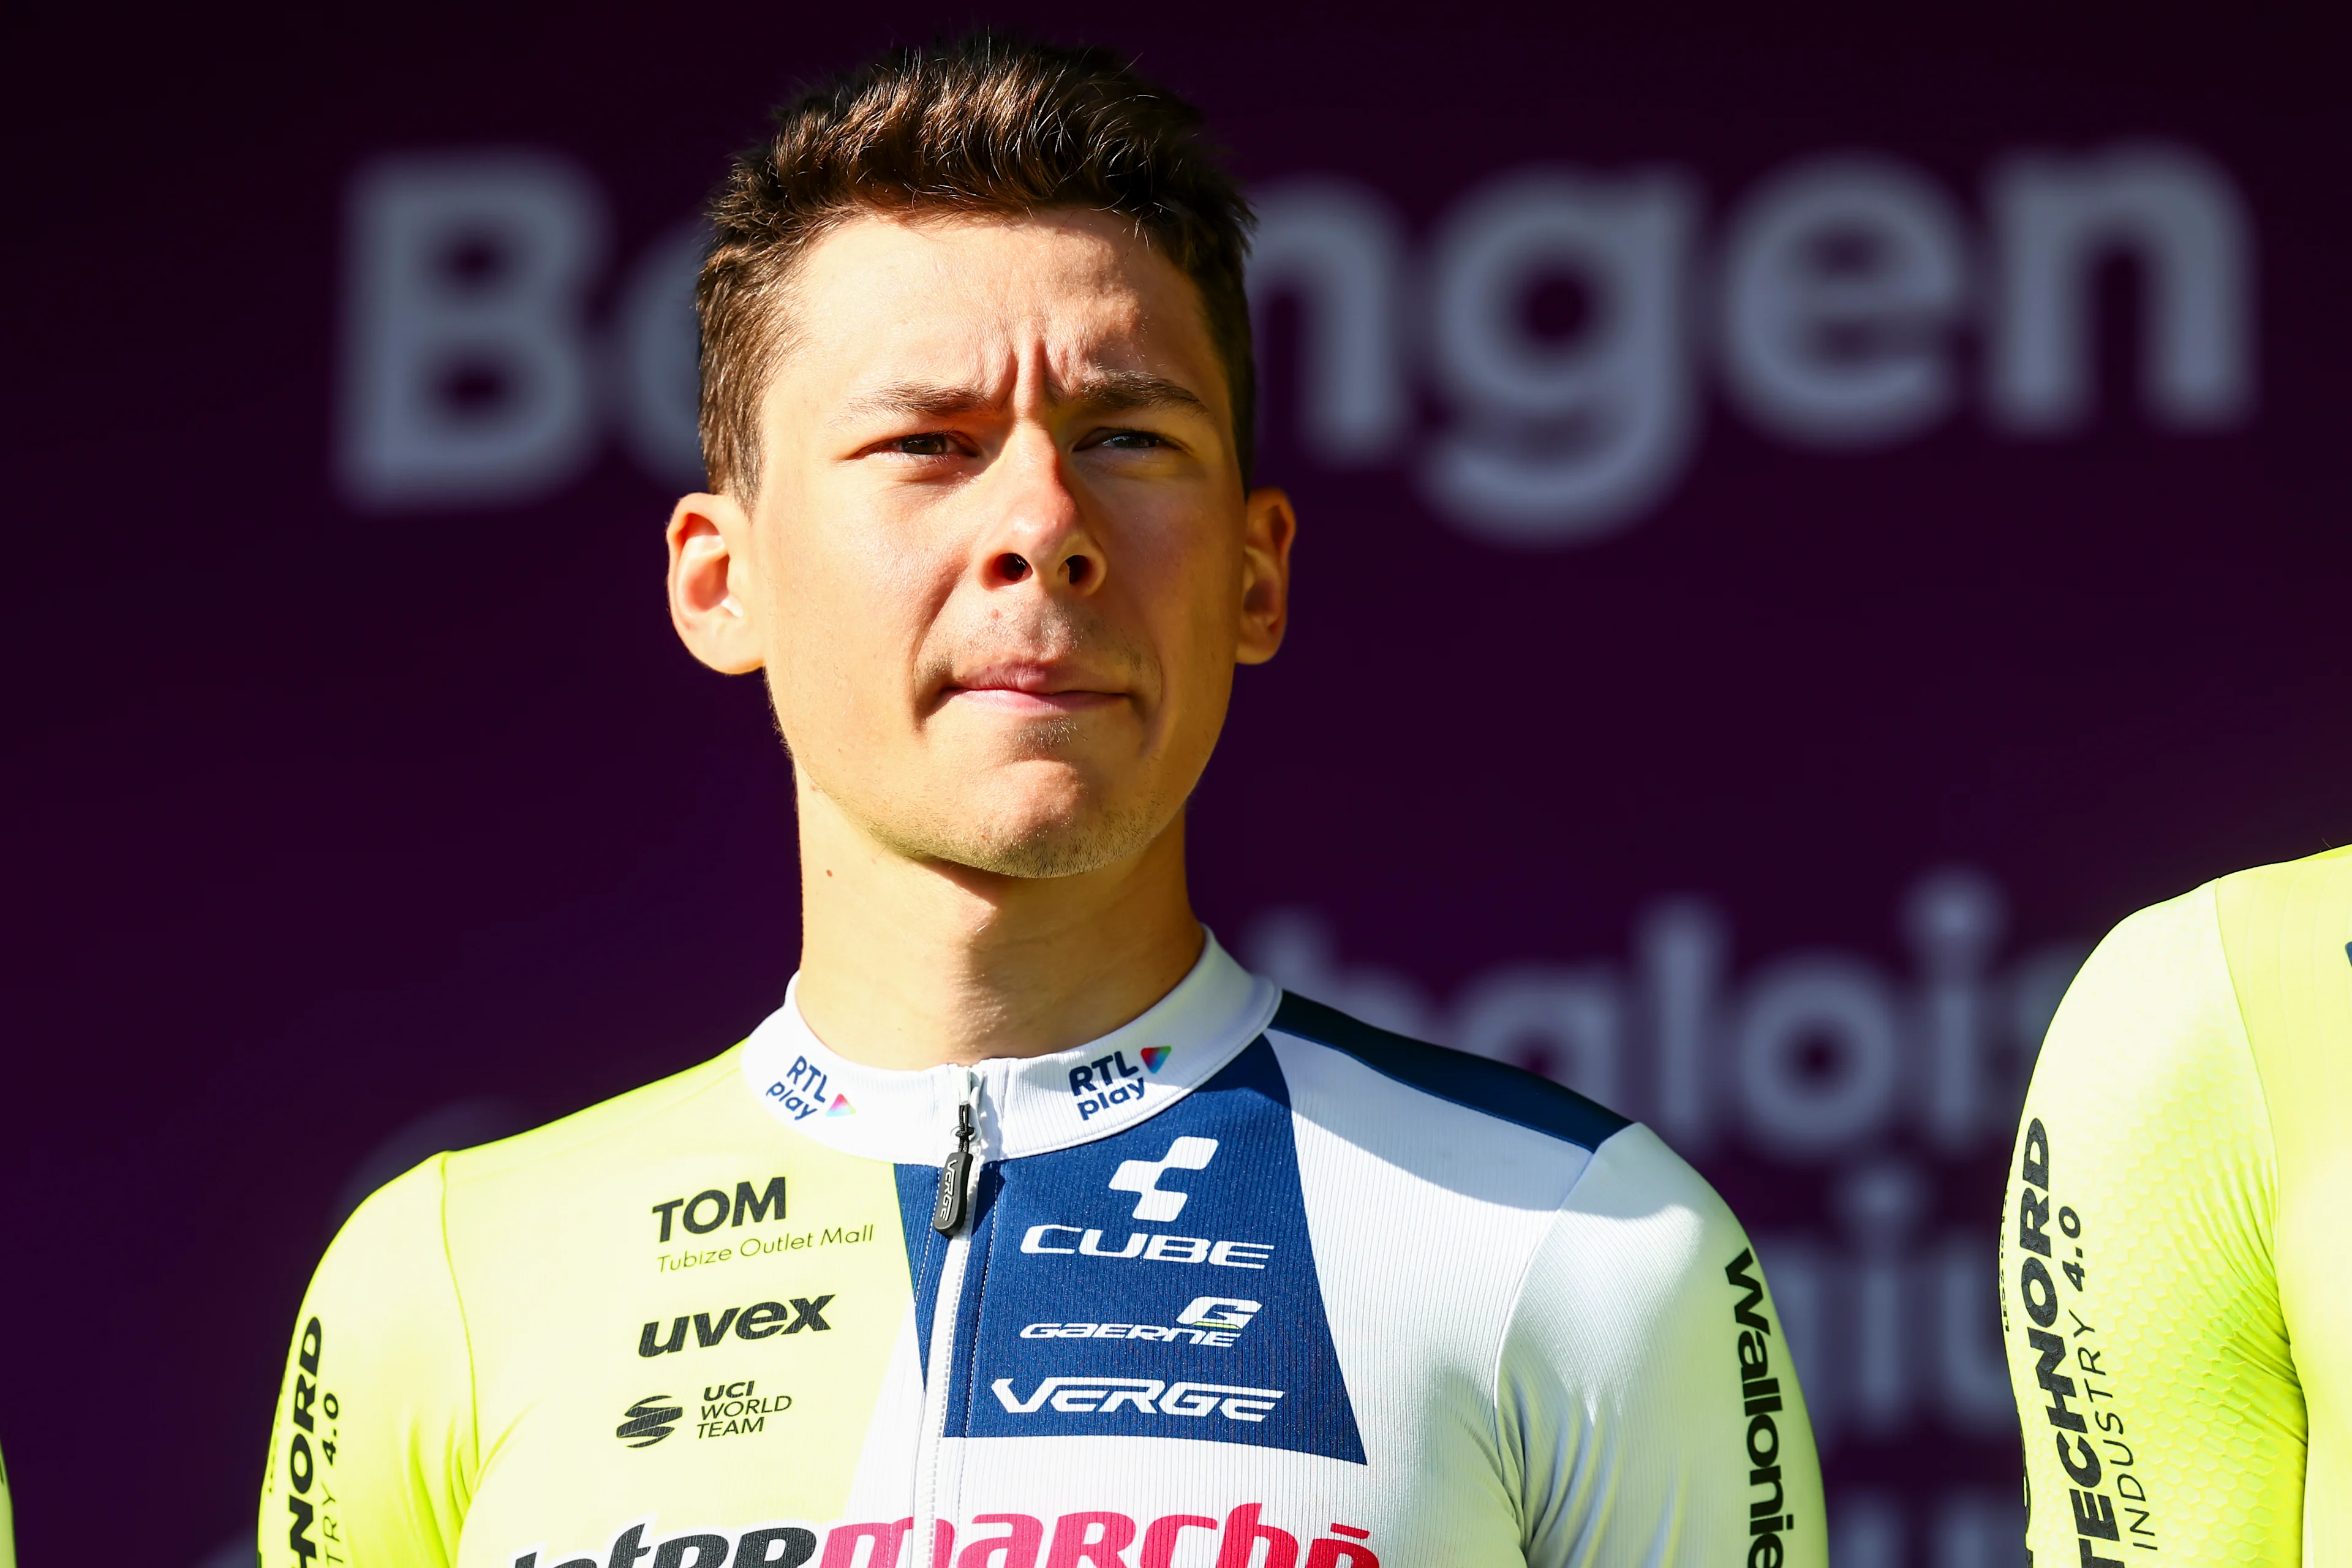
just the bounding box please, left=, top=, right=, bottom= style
left=1068, top=1047, right=1172, bottom=1121
left=616, top=1394, right=683, bottom=1448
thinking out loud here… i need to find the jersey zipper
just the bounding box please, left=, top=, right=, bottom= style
left=915, top=1068, right=982, bottom=1568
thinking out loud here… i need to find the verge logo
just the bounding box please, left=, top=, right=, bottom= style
left=1109, top=1136, right=1219, bottom=1220
left=638, top=1296, right=834, bottom=1356
left=991, top=1376, right=1284, bottom=1422
left=615, top=1395, right=682, bottom=1449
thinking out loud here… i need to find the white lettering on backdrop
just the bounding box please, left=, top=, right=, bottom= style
left=335, top=143, right=2254, bottom=543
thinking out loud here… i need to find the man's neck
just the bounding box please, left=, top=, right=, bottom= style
left=790, top=780, right=1206, bottom=1072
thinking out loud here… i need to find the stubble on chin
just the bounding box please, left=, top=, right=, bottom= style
left=813, top=764, right=1174, bottom=880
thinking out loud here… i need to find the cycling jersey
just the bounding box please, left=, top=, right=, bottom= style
left=262, top=934, right=1822, bottom=1568
left=2003, top=848, right=2352, bottom=1565
left=2, top=1439, right=15, bottom=1568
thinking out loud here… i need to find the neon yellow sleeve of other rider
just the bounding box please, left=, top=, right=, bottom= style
left=259, top=1157, right=476, bottom=1568
left=2003, top=865, right=2325, bottom=1564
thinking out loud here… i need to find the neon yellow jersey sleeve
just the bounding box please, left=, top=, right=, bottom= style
left=2, top=1436, right=17, bottom=1568
left=2003, top=847, right=2352, bottom=1565
left=257, top=1046, right=914, bottom=1568
left=257, top=1150, right=478, bottom=1568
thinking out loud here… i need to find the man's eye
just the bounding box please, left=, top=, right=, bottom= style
left=887, top=432, right=956, bottom=456
left=1093, top=430, right=1167, bottom=450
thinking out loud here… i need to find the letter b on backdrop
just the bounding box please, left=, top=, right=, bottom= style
left=339, top=153, right=607, bottom=508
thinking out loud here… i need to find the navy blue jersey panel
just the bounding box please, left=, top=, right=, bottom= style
left=948, top=1038, right=1365, bottom=1464
left=895, top=1161, right=946, bottom=1375
left=1269, top=991, right=1632, bottom=1152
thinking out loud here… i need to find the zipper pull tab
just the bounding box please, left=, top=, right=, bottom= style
left=931, top=1084, right=979, bottom=1235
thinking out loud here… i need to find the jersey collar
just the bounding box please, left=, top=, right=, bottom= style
left=738, top=929, right=1278, bottom=1165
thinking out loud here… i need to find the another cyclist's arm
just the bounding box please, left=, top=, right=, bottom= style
left=2, top=1436, right=17, bottom=1568
left=2003, top=889, right=2302, bottom=1566
left=260, top=1159, right=475, bottom=1568
left=1504, top=1126, right=1826, bottom=1567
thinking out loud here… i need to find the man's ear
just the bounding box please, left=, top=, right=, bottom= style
left=1235, top=486, right=1297, bottom=666
left=667, top=491, right=764, bottom=674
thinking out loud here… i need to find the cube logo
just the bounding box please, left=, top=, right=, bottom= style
left=1109, top=1137, right=1219, bottom=1221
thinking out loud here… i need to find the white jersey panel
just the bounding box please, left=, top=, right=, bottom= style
left=1268, top=1027, right=1594, bottom=1560
left=1506, top=1125, right=1828, bottom=1568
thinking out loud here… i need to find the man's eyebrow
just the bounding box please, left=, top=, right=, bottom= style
left=830, top=382, right=993, bottom=426
left=829, top=371, right=1211, bottom=426
left=1057, top=369, right=1211, bottom=417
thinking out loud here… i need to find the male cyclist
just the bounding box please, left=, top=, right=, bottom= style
left=2004, top=846, right=2352, bottom=1562
left=263, top=35, right=1821, bottom=1568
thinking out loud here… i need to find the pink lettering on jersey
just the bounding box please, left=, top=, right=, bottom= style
left=957, top=1514, right=1043, bottom=1568
left=1216, top=1504, right=1298, bottom=1568
left=1045, top=1513, right=1136, bottom=1568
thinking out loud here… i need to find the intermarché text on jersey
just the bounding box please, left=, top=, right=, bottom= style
left=655, top=1221, right=877, bottom=1275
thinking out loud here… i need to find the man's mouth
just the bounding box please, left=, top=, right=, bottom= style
left=941, top=662, right=1126, bottom=715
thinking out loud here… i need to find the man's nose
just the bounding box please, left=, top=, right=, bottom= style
left=976, top=432, right=1105, bottom=596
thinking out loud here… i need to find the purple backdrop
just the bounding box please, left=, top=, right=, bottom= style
left=6, top=6, right=2348, bottom=1565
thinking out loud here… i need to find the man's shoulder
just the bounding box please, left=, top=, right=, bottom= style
left=2207, top=846, right=2352, bottom=1152
left=1261, top=989, right=1632, bottom=1155
left=438, top=1043, right=756, bottom=1197
left=2060, top=845, right=2352, bottom=1068
left=2211, top=842, right=2352, bottom=957
left=1261, top=990, right=1755, bottom=1349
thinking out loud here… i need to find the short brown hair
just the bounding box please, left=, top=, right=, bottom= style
left=697, top=32, right=1258, bottom=498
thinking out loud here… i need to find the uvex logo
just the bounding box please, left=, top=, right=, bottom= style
left=638, top=1297, right=833, bottom=1357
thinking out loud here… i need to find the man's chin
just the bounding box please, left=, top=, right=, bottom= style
left=941, top=802, right=1164, bottom=879
left=867, top=793, right=1169, bottom=881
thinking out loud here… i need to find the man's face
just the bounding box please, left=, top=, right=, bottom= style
left=669, top=209, right=1293, bottom=878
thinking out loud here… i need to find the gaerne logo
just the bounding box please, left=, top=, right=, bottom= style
left=1068, top=1047, right=1172, bottom=1121
left=992, top=1376, right=1284, bottom=1422
left=650, top=1177, right=788, bottom=1242
left=1020, top=1297, right=1262, bottom=1348
left=614, top=1395, right=683, bottom=1448
left=1109, top=1135, right=1218, bottom=1220
left=1178, top=1295, right=1261, bottom=1330
left=638, top=1296, right=834, bottom=1357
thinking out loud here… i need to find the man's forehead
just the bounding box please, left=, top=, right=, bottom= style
left=799, top=207, right=1164, bottom=298
left=780, top=210, right=1220, bottom=405
left=829, top=368, right=1210, bottom=429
